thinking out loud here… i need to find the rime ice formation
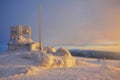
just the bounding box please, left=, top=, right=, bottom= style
left=0, top=47, right=76, bottom=78
left=0, top=50, right=120, bottom=80
left=56, top=48, right=72, bottom=56
left=7, top=25, right=76, bottom=68
left=7, top=25, right=40, bottom=51
left=21, top=47, right=76, bottom=68
left=43, top=46, right=57, bottom=53
left=4, top=25, right=77, bottom=78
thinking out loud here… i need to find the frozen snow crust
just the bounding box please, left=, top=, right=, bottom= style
left=1, top=46, right=120, bottom=80
left=22, top=47, right=76, bottom=68
left=0, top=47, right=76, bottom=78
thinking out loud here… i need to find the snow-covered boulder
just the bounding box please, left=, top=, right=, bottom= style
left=43, top=46, right=57, bottom=53
left=56, top=48, right=72, bottom=56
left=21, top=48, right=76, bottom=68
left=30, top=42, right=40, bottom=51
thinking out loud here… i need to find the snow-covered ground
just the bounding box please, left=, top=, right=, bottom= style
left=0, top=50, right=120, bottom=80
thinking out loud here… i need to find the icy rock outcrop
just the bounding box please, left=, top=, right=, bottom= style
left=43, top=46, right=57, bottom=53
left=22, top=48, right=76, bottom=68
left=30, top=43, right=40, bottom=51
left=36, top=52, right=55, bottom=67
left=56, top=48, right=71, bottom=56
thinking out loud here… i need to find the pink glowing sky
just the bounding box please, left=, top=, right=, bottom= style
left=43, top=0, right=120, bottom=46
left=0, top=0, right=120, bottom=47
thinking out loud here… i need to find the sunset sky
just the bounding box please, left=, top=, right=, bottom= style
left=0, top=0, right=120, bottom=49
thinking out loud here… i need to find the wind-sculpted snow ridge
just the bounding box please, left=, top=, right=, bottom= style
left=20, top=48, right=76, bottom=76
left=22, top=47, right=76, bottom=68
left=0, top=47, right=120, bottom=80
left=0, top=47, right=76, bottom=78
left=22, top=50, right=76, bottom=76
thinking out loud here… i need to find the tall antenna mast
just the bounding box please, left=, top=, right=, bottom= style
left=39, top=4, right=42, bottom=51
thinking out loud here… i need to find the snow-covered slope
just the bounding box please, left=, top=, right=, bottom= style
left=0, top=49, right=120, bottom=80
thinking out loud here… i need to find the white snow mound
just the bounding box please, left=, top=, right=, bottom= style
left=0, top=47, right=76, bottom=78
left=43, top=46, right=57, bottom=53
left=22, top=48, right=76, bottom=68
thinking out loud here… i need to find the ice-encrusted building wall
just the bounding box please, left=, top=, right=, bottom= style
left=8, top=25, right=40, bottom=51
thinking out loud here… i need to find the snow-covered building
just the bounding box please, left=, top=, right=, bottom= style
left=7, top=25, right=39, bottom=51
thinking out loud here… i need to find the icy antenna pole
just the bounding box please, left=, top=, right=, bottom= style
left=39, top=5, right=42, bottom=51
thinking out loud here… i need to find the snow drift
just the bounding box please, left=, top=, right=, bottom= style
left=0, top=47, right=76, bottom=78
left=21, top=47, right=76, bottom=68
left=1, top=46, right=120, bottom=80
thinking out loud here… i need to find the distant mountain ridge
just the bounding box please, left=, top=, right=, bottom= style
left=69, top=49, right=120, bottom=60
